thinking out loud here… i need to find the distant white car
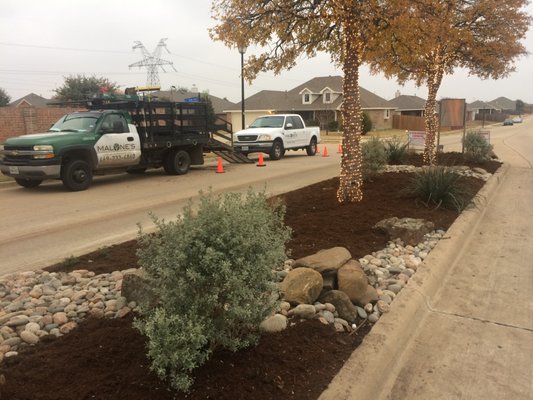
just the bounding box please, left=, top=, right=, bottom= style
left=512, top=116, right=523, bottom=123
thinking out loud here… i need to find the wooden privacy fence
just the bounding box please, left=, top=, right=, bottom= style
left=392, top=114, right=426, bottom=131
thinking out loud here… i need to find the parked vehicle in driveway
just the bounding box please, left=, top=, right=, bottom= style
left=512, top=116, right=523, bottom=123
left=233, top=114, right=320, bottom=160
left=503, top=119, right=514, bottom=126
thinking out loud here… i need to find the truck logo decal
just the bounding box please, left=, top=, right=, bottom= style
left=96, top=143, right=136, bottom=152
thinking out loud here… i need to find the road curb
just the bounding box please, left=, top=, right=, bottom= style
left=319, top=162, right=510, bottom=400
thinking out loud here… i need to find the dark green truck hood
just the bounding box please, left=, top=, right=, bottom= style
left=4, top=131, right=97, bottom=147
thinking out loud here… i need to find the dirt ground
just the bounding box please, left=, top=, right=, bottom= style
left=0, top=153, right=501, bottom=400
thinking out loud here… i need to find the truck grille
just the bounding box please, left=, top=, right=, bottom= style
left=237, top=135, right=258, bottom=142
left=2, top=146, right=34, bottom=162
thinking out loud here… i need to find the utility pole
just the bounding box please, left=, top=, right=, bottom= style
left=129, top=38, right=176, bottom=87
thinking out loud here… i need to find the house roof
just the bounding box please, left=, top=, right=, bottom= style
left=467, top=100, right=498, bottom=111
left=487, top=97, right=516, bottom=111
left=8, top=93, right=50, bottom=107
left=227, top=76, right=394, bottom=112
left=389, top=95, right=426, bottom=111
left=151, top=90, right=236, bottom=114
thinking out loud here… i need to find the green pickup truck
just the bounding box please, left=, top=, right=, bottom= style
left=0, top=97, right=236, bottom=191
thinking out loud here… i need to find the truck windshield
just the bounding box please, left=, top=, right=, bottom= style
left=49, top=114, right=100, bottom=133
left=249, top=116, right=285, bottom=128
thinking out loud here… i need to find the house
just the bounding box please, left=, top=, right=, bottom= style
left=389, top=95, right=426, bottom=117
left=487, top=97, right=516, bottom=113
left=225, top=76, right=396, bottom=131
left=8, top=93, right=50, bottom=108
left=466, top=100, right=499, bottom=121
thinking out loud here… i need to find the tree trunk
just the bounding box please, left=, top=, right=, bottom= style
left=423, top=64, right=444, bottom=165
left=337, top=36, right=364, bottom=203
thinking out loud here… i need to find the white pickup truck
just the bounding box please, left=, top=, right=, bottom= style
left=233, top=114, right=320, bottom=160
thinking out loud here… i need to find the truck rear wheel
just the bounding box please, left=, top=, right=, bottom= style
left=269, top=140, right=285, bottom=160
left=15, top=178, right=43, bottom=188
left=306, top=137, right=317, bottom=156
left=61, top=160, right=92, bottom=191
left=165, top=150, right=191, bottom=175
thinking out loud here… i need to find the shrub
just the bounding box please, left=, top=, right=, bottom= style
left=463, top=130, right=494, bottom=162
left=305, top=119, right=319, bottom=127
left=327, top=120, right=339, bottom=131
left=362, top=112, right=372, bottom=135
left=134, top=189, right=291, bottom=392
left=385, top=136, right=409, bottom=164
left=362, top=136, right=388, bottom=180
left=403, top=166, right=476, bottom=211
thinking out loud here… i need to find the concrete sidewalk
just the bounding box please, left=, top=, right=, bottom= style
left=320, top=162, right=533, bottom=399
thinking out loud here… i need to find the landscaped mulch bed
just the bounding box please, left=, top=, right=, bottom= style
left=0, top=153, right=501, bottom=400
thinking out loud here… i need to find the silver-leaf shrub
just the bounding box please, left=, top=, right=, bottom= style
left=134, top=189, right=291, bottom=391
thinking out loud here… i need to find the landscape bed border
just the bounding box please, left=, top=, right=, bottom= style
left=319, top=163, right=510, bottom=400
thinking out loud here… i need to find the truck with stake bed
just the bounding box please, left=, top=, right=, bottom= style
left=0, top=88, right=250, bottom=191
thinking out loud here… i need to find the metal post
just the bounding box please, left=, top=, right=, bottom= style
left=238, top=47, right=247, bottom=131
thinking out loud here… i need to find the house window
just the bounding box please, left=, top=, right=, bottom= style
left=303, top=93, right=310, bottom=104
left=384, top=109, right=390, bottom=119
left=324, top=92, right=331, bottom=103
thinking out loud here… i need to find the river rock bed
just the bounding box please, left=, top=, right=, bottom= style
left=0, top=229, right=444, bottom=365
left=0, top=268, right=137, bottom=363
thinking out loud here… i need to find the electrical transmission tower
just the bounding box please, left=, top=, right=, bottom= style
left=129, top=38, right=176, bottom=87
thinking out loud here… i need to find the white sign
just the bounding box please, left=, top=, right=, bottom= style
left=408, top=131, right=426, bottom=147
left=478, top=130, right=490, bottom=144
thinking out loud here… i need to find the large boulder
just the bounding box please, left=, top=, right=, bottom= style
left=318, top=290, right=357, bottom=323
left=280, top=268, right=323, bottom=305
left=121, top=269, right=158, bottom=310
left=374, top=217, right=434, bottom=246
left=337, top=260, right=368, bottom=303
left=293, top=247, right=352, bottom=274
left=352, top=285, right=379, bottom=307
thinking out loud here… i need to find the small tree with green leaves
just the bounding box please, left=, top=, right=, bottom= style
left=135, top=189, right=291, bottom=391
left=362, top=112, right=373, bottom=135
left=0, top=87, right=11, bottom=106
left=53, top=75, right=118, bottom=101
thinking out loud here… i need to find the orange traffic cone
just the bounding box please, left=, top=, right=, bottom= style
left=337, top=144, right=342, bottom=154
left=323, top=146, right=329, bottom=157
left=257, top=153, right=266, bottom=167
left=216, top=157, right=225, bottom=173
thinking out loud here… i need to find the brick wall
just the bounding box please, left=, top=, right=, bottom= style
left=0, top=106, right=85, bottom=143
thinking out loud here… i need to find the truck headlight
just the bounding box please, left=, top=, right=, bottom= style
left=257, top=134, right=272, bottom=141
left=32, top=145, right=55, bottom=159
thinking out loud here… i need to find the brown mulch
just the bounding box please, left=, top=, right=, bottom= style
left=0, top=153, right=501, bottom=400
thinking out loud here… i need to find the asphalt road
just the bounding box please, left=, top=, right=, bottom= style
left=0, top=150, right=341, bottom=275
left=1, top=119, right=530, bottom=276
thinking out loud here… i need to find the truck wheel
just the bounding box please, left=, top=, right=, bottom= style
left=306, top=137, right=317, bottom=156
left=61, top=160, right=92, bottom=191
left=269, top=140, right=285, bottom=160
left=165, top=150, right=191, bottom=175
left=15, top=178, right=43, bottom=188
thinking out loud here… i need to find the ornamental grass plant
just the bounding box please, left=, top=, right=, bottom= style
left=385, top=136, right=409, bottom=165
left=403, top=166, right=476, bottom=211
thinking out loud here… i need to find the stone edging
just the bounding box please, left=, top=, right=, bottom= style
left=318, top=163, right=510, bottom=400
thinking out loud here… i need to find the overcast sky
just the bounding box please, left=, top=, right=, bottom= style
left=1, top=0, right=532, bottom=104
